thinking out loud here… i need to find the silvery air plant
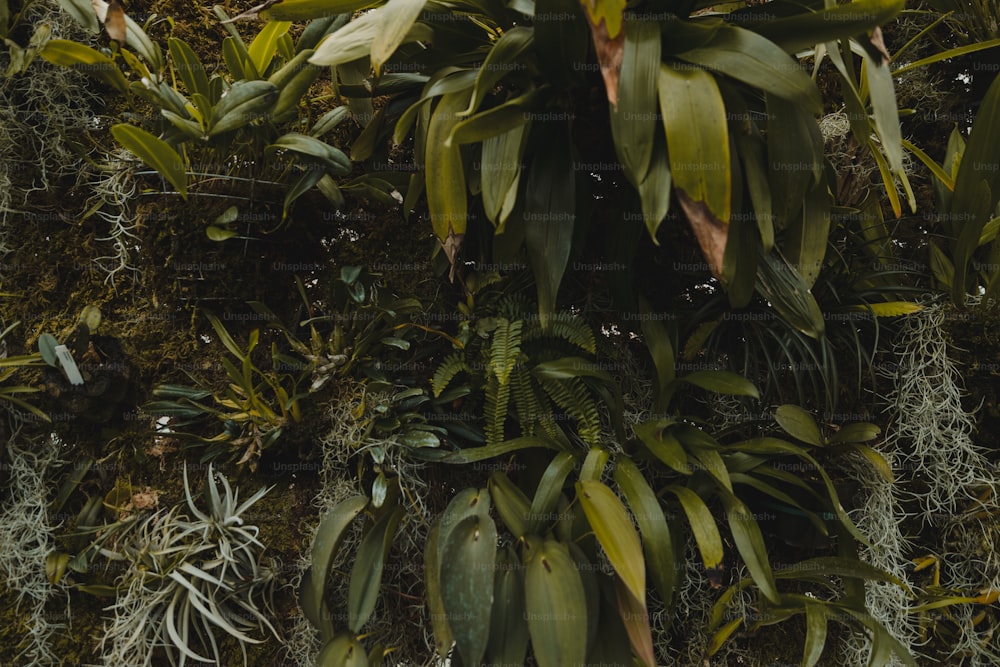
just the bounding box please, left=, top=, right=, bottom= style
left=99, top=464, right=279, bottom=666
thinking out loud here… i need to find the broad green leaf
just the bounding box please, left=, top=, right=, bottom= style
left=576, top=480, right=645, bottom=603
left=248, top=20, right=292, bottom=75
left=169, top=38, right=210, bottom=97
left=269, top=49, right=323, bottom=121
left=527, top=452, right=576, bottom=533
left=110, top=125, right=187, bottom=197
left=719, top=489, right=779, bottom=604
left=309, top=8, right=431, bottom=67
left=523, top=122, right=575, bottom=330
left=481, top=122, right=529, bottom=228
left=863, top=50, right=906, bottom=183
left=311, top=106, right=351, bottom=138
left=39, top=39, right=129, bottom=92
left=426, top=89, right=473, bottom=240
left=56, top=0, right=99, bottom=33
left=282, top=167, right=325, bottom=219
left=827, top=422, right=880, bottom=444
left=667, top=484, right=723, bottom=569
left=484, top=546, right=529, bottom=665
left=634, top=420, right=691, bottom=474
left=803, top=603, right=828, bottom=667
left=639, top=301, right=676, bottom=409
left=488, top=471, right=532, bottom=538
left=766, top=94, right=823, bottom=226
left=775, top=404, right=823, bottom=446
left=659, top=62, right=730, bottom=224
left=265, top=0, right=374, bottom=21
left=266, top=133, right=351, bottom=174
left=208, top=80, right=279, bottom=136
left=309, top=496, right=368, bottom=625
left=440, top=514, right=497, bottom=666
left=693, top=447, right=733, bottom=493
left=347, top=506, right=403, bottom=632
left=317, top=634, right=369, bottom=667
left=611, top=20, right=659, bottom=185
left=531, top=357, right=614, bottom=383
left=614, top=458, right=677, bottom=606
left=636, top=133, right=672, bottom=241
left=524, top=540, right=588, bottom=667
left=371, top=0, right=427, bottom=75
left=678, top=25, right=821, bottom=114
left=851, top=301, right=922, bottom=317
left=462, top=26, right=535, bottom=117
left=680, top=370, right=760, bottom=398
left=423, top=523, right=453, bottom=657
left=750, top=0, right=905, bottom=55
left=447, top=88, right=539, bottom=145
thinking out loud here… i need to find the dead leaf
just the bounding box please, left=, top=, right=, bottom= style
left=92, top=0, right=127, bottom=42
left=590, top=23, right=625, bottom=107
left=869, top=27, right=890, bottom=65
left=678, top=189, right=729, bottom=280
left=442, top=231, right=463, bottom=282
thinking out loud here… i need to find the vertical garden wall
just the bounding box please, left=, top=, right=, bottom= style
left=0, top=0, right=999, bottom=665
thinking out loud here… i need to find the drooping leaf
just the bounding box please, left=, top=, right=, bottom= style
left=484, top=546, right=529, bottom=665
left=611, top=19, right=659, bottom=184
left=247, top=20, right=292, bottom=75
left=39, top=39, right=129, bottom=92
left=347, top=506, right=404, bottom=632
left=719, top=489, right=780, bottom=604
left=524, top=540, right=588, bottom=667
left=775, top=404, right=823, bottom=446
left=576, top=480, right=645, bottom=604
left=440, top=514, right=497, bottom=666
left=667, top=484, right=724, bottom=569
left=208, top=80, right=279, bottom=136
left=370, top=0, right=427, bottom=75
left=308, top=496, right=368, bottom=626
left=110, top=124, right=187, bottom=197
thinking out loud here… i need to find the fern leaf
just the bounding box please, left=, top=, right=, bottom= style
left=431, top=351, right=468, bottom=397
left=541, top=377, right=602, bottom=446
left=484, top=375, right=511, bottom=445
left=490, top=318, right=523, bottom=387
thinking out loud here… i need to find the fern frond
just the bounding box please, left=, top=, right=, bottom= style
left=490, top=318, right=523, bottom=387
left=431, top=351, right=469, bottom=397
left=540, top=377, right=602, bottom=446
left=523, top=312, right=596, bottom=354
left=484, top=375, right=511, bottom=445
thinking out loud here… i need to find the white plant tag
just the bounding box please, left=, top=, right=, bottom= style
left=54, top=345, right=85, bottom=386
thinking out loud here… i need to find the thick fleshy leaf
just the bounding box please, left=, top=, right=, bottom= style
left=681, top=370, right=760, bottom=398
left=611, top=19, right=659, bottom=184
left=523, top=122, right=575, bottom=330
left=775, top=404, right=823, bottom=446
left=423, top=523, right=454, bottom=658
left=783, top=181, right=832, bottom=288
left=347, top=506, right=403, bottom=632
left=481, top=123, right=529, bottom=228
left=110, top=124, right=187, bottom=197
left=488, top=471, right=532, bottom=538
left=266, top=133, right=351, bottom=174
left=636, top=133, right=672, bottom=241
left=863, top=48, right=906, bottom=187
left=265, top=0, right=373, bottom=21
left=208, top=80, right=279, bottom=136
left=484, top=546, right=529, bottom=665
left=168, top=38, right=210, bottom=97
left=308, top=8, right=431, bottom=67
left=371, top=0, right=427, bottom=75
left=667, top=484, right=723, bottom=569
left=440, top=514, right=497, bottom=666
left=659, top=62, right=730, bottom=225
left=248, top=20, right=292, bottom=75
left=269, top=49, right=323, bottom=121
left=579, top=0, right=625, bottom=105
left=56, top=0, right=99, bottom=33
left=749, top=0, right=905, bottom=55
left=524, top=540, right=588, bottom=667
left=426, top=89, right=473, bottom=246
left=634, top=420, right=691, bottom=474
left=527, top=452, right=576, bottom=533
left=718, top=489, right=779, bottom=604
left=678, top=25, right=821, bottom=114
left=39, top=39, right=129, bottom=92
left=576, top=480, right=645, bottom=603
left=308, top=496, right=368, bottom=626
left=766, top=94, right=823, bottom=226
left=462, top=26, right=535, bottom=116
left=447, top=89, right=540, bottom=146
left=614, top=458, right=677, bottom=607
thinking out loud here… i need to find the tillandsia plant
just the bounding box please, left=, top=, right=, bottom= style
left=38, top=1, right=370, bottom=224
left=144, top=312, right=311, bottom=467
left=99, top=464, right=279, bottom=667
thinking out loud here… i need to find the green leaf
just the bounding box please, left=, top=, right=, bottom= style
left=266, top=133, right=351, bottom=174
left=481, top=122, right=529, bottom=228
left=523, top=121, right=575, bottom=330
left=408, top=436, right=563, bottom=463
left=488, top=471, right=532, bottom=538
left=893, top=37, right=1000, bottom=76
left=168, top=38, right=210, bottom=98
left=111, top=124, right=187, bottom=197
left=680, top=370, right=759, bottom=398
left=678, top=25, right=821, bottom=114
left=803, top=603, right=828, bottom=667
left=308, top=496, right=368, bottom=627
left=667, top=484, right=723, bottom=569
left=719, top=489, right=779, bottom=604
left=370, top=0, right=427, bottom=75
left=614, top=458, right=676, bottom=607
left=317, top=634, right=370, bottom=667
left=634, top=420, right=691, bottom=474
left=755, top=250, right=825, bottom=339
left=440, top=514, right=497, bottom=666
left=39, top=39, right=129, bottom=92
left=775, top=404, right=823, bottom=446
left=209, top=80, right=279, bottom=136
left=524, top=540, right=588, bottom=667
left=527, top=452, right=576, bottom=533
left=56, top=0, right=100, bottom=33
left=269, top=49, right=323, bottom=121
left=426, top=89, right=473, bottom=240
left=750, top=0, right=905, bottom=55
left=311, top=106, right=351, bottom=138
left=423, top=523, right=454, bottom=658
left=248, top=20, right=292, bottom=75
left=636, top=134, right=672, bottom=240
left=576, top=480, right=645, bottom=604
left=447, top=88, right=540, bottom=146
left=532, top=357, right=614, bottom=383
left=864, top=49, right=906, bottom=182
left=282, top=167, right=325, bottom=219
left=265, top=0, right=373, bottom=21
left=462, top=26, right=535, bottom=117
left=206, top=226, right=237, bottom=241
left=37, top=333, right=59, bottom=367
left=308, top=7, right=431, bottom=67
left=658, top=61, right=730, bottom=224
left=347, top=506, right=403, bottom=632
left=484, top=546, right=529, bottom=665
left=611, top=20, right=660, bottom=185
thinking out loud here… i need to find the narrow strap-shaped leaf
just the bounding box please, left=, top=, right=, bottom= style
left=667, top=484, right=724, bottom=569
left=576, top=480, right=646, bottom=604
left=110, top=124, right=187, bottom=197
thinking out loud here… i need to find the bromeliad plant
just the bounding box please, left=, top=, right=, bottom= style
left=40, top=2, right=362, bottom=223
left=145, top=312, right=311, bottom=466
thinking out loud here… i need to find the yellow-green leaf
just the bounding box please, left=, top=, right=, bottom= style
left=524, top=540, right=587, bottom=667
left=576, top=480, right=645, bottom=604
left=775, top=404, right=823, bottom=447
left=39, top=39, right=129, bottom=92
left=426, top=89, right=473, bottom=240
left=110, top=124, right=187, bottom=197
left=658, top=62, right=730, bottom=224
left=248, top=20, right=292, bottom=75
left=371, top=0, right=427, bottom=75
left=667, top=484, right=723, bottom=569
